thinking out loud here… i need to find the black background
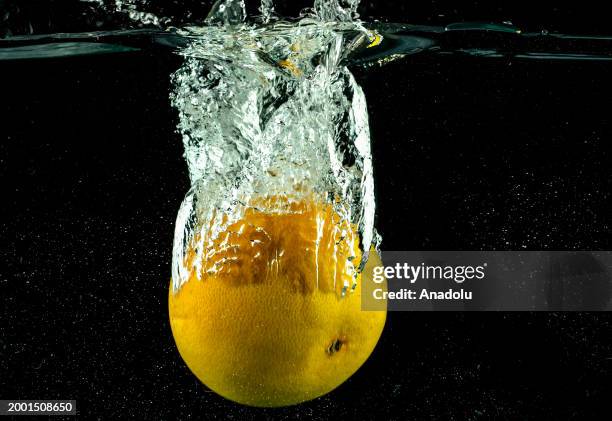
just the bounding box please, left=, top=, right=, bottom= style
left=1, top=1, right=612, bottom=419
left=2, top=0, right=612, bottom=35
left=0, top=0, right=610, bottom=35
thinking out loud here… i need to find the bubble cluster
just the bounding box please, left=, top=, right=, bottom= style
left=170, top=0, right=378, bottom=294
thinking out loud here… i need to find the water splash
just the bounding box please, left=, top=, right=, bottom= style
left=314, top=0, right=360, bottom=22
left=205, top=0, right=247, bottom=25
left=81, top=0, right=173, bottom=27
left=259, top=0, right=275, bottom=23
left=170, top=0, right=378, bottom=294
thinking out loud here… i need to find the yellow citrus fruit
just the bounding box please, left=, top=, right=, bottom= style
left=168, top=196, right=386, bottom=407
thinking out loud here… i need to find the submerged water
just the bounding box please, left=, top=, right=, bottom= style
left=3, top=3, right=612, bottom=418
